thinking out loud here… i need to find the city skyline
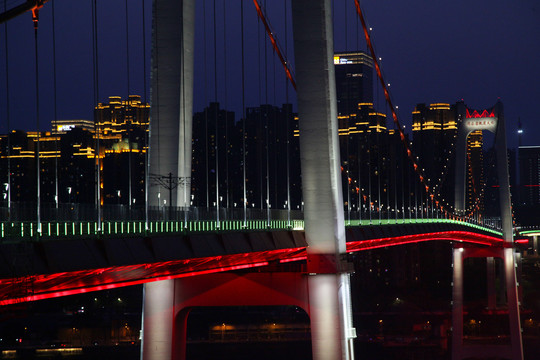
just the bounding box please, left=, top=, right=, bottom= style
left=0, top=0, right=537, bottom=150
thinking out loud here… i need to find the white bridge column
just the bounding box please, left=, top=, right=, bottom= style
left=291, top=1, right=354, bottom=359
left=141, top=280, right=175, bottom=360
left=142, top=1, right=195, bottom=359
left=148, top=0, right=195, bottom=208
left=495, top=103, right=524, bottom=360
left=451, top=247, right=464, bottom=360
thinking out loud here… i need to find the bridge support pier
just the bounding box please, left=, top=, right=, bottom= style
left=141, top=272, right=310, bottom=360
left=451, top=246, right=523, bottom=360
left=486, top=256, right=496, bottom=309
left=291, top=0, right=355, bottom=358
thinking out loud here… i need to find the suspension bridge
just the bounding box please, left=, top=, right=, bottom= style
left=0, top=1, right=528, bottom=360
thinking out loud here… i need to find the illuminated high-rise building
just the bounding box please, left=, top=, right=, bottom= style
left=334, top=51, right=374, bottom=116
left=519, top=146, right=540, bottom=206
left=466, top=130, right=484, bottom=213
left=333, top=51, right=396, bottom=213
left=411, top=102, right=459, bottom=209
left=0, top=95, right=149, bottom=217
left=191, top=103, right=301, bottom=211
left=95, top=95, right=150, bottom=206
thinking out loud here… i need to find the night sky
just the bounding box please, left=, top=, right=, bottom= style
left=0, top=0, right=538, bottom=149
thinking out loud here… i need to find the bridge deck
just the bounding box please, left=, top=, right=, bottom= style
left=0, top=221, right=510, bottom=305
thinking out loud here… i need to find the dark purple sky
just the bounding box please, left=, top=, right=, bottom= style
left=0, top=0, right=538, bottom=149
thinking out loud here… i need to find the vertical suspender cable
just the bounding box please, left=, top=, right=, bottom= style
left=152, top=0, right=161, bottom=211
left=203, top=0, right=209, bottom=209
left=213, top=0, right=220, bottom=227
left=394, top=130, right=398, bottom=221
left=223, top=0, right=229, bottom=210
left=241, top=0, right=247, bottom=226
left=181, top=0, right=188, bottom=222
left=257, top=6, right=263, bottom=211
left=125, top=0, right=132, bottom=214
left=377, top=127, right=381, bottom=221
left=344, top=1, right=351, bottom=223
left=284, top=0, right=290, bottom=226
left=142, top=0, right=149, bottom=228
left=272, top=24, right=276, bottom=219
left=32, top=8, right=41, bottom=235
left=367, top=128, right=372, bottom=224
left=399, top=135, right=404, bottom=221
left=416, top=163, right=420, bottom=220
left=358, top=127, right=362, bottom=221
left=52, top=0, right=59, bottom=210
left=92, top=0, right=102, bottom=230
left=264, top=0, right=270, bottom=226
left=408, top=162, right=412, bottom=220
left=356, top=2, right=362, bottom=221
left=4, top=2, right=11, bottom=219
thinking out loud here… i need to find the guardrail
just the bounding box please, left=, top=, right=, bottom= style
left=0, top=217, right=502, bottom=240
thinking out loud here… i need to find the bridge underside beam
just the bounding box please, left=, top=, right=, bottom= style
left=142, top=272, right=310, bottom=360
left=0, top=226, right=508, bottom=305
left=452, top=245, right=523, bottom=360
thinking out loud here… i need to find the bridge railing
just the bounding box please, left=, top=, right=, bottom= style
left=0, top=201, right=501, bottom=239
left=0, top=217, right=502, bottom=240
left=0, top=202, right=305, bottom=222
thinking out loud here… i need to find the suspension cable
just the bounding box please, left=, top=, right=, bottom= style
left=51, top=0, right=58, bottom=209
left=354, top=0, right=452, bottom=218
left=223, top=0, right=229, bottom=209
left=264, top=0, right=270, bottom=225
left=241, top=0, right=247, bottom=226
left=92, top=0, right=101, bottom=230
left=252, top=0, right=296, bottom=90
left=125, top=0, right=132, bottom=212
left=213, top=0, right=219, bottom=226
left=142, top=0, right=149, bottom=228
left=203, top=0, right=209, bottom=208
left=4, top=0, right=11, bottom=217
left=32, top=3, right=41, bottom=234
left=284, top=0, right=290, bottom=226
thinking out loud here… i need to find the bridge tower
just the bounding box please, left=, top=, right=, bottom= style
left=453, top=101, right=523, bottom=360
left=142, top=1, right=354, bottom=359
left=148, top=0, right=194, bottom=209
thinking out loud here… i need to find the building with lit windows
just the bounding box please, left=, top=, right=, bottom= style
left=191, top=103, right=301, bottom=211
left=95, top=95, right=149, bottom=207
left=191, top=102, right=236, bottom=208
left=465, top=130, right=484, bottom=213
left=334, top=51, right=374, bottom=116
left=333, top=51, right=403, bottom=214
left=519, top=146, right=540, bottom=206
left=513, top=145, right=540, bottom=225
left=0, top=95, right=149, bottom=219
left=411, top=102, right=460, bottom=210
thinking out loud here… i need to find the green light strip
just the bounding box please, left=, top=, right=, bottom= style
left=519, top=230, right=540, bottom=236
left=0, top=217, right=505, bottom=239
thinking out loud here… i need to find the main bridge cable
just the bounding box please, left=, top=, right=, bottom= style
left=0, top=0, right=47, bottom=24
left=353, top=0, right=454, bottom=219
left=252, top=0, right=296, bottom=90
